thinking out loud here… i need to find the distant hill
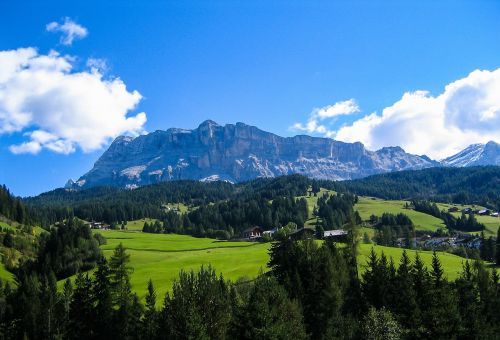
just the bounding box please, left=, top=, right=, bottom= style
left=67, top=120, right=439, bottom=189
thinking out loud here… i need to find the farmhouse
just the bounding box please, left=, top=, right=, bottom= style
left=242, top=226, right=263, bottom=240
left=324, top=229, right=348, bottom=242
left=478, top=209, right=490, bottom=216
left=448, top=207, right=459, bottom=212
left=262, top=227, right=280, bottom=237
left=88, top=222, right=109, bottom=230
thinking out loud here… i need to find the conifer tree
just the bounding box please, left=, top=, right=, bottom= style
left=69, top=273, right=94, bottom=339
left=143, top=279, right=159, bottom=339
left=93, top=256, right=113, bottom=339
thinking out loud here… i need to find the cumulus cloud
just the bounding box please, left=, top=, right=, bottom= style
left=292, top=99, right=359, bottom=135
left=334, top=69, right=500, bottom=159
left=293, top=70, right=500, bottom=159
left=46, top=17, right=88, bottom=45
left=0, top=47, right=147, bottom=155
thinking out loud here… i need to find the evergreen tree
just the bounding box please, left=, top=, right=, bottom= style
left=93, top=256, right=113, bottom=339
left=69, top=273, right=94, bottom=339
left=232, top=275, right=306, bottom=340
left=109, top=243, right=142, bottom=339
left=161, top=266, right=233, bottom=339
left=143, top=279, right=159, bottom=339
left=363, top=307, right=402, bottom=340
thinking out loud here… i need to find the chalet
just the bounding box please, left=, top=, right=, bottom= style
left=324, top=229, right=348, bottom=242
left=491, top=212, right=499, bottom=217
left=448, top=207, right=459, bottom=212
left=242, top=227, right=263, bottom=240
left=462, top=208, right=472, bottom=214
left=478, top=209, right=490, bottom=216
left=89, top=222, right=109, bottom=230
left=262, top=227, right=280, bottom=237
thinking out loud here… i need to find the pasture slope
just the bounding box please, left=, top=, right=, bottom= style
left=97, top=230, right=270, bottom=301
left=83, top=230, right=472, bottom=301
left=298, top=189, right=447, bottom=232
left=435, top=203, right=500, bottom=236
left=355, top=196, right=445, bottom=232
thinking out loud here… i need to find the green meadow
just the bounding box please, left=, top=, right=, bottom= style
left=125, top=218, right=158, bottom=231
left=355, top=196, right=445, bottom=232
left=95, top=230, right=270, bottom=301
left=0, top=263, right=13, bottom=282
left=77, top=230, right=475, bottom=301
left=299, top=188, right=335, bottom=226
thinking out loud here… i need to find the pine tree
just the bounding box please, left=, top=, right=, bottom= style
left=93, top=256, right=113, bottom=339
left=393, top=250, right=418, bottom=331
left=143, top=279, right=159, bottom=339
left=69, top=273, right=94, bottom=339
left=231, top=275, right=306, bottom=340
left=424, top=252, right=460, bottom=338
left=109, top=243, right=141, bottom=339
left=363, top=307, right=403, bottom=340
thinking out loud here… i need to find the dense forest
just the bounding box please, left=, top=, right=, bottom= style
left=371, top=213, right=415, bottom=247
left=23, top=167, right=500, bottom=231
left=0, top=185, right=31, bottom=225
left=3, top=236, right=500, bottom=339
left=24, top=175, right=311, bottom=228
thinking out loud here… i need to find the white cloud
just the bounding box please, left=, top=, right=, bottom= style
left=293, top=69, right=500, bottom=159
left=46, top=17, right=88, bottom=46
left=0, top=47, right=147, bottom=155
left=315, top=99, right=360, bottom=119
left=292, top=99, right=359, bottom=135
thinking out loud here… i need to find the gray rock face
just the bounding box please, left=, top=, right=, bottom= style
left=442, top=141, right=500, bottom=167
left=71, top=120, right=440, bottom=189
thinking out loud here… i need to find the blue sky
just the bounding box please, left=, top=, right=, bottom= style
left=1, top=0, right=500, bottom=196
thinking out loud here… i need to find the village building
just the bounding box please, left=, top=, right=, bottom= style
left=323, top=229, right=348, bottom=242
left=242, top=226, right=263, bottom=240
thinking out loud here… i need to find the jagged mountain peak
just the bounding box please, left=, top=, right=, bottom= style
left=69, top=120, right=438, bottom=189
left=442, top=141, right=499, bottom=167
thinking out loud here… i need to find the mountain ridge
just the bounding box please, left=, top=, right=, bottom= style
left=68, top=120, right=441, bottom=189
left=442, top=141, right=500, bottom=167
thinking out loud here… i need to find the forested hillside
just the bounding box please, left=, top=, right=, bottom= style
left=328, top=166, right=500, bottom=209
left=0, top=185, right=32, bottom=225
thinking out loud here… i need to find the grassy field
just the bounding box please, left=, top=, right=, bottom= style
left=0, top=220, right=16, bottom=231
left=163, top=202, right=190, bottom=214
left=299, top=188, right=335, bottom=227
left=125, top=218, right=158, bottom=231
left=95, top=230, right=270, bottom=301
left=357, top=244, right=468, bottom=281
left=355, top=196, right=445, bottom=232
left=436, top=203, right=500, bottom=236
left=75, top=230, right=478, bottom=302
left=0, top=263, right=14, bottom=283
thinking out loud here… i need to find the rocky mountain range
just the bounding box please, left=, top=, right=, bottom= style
left=67, top=120, right=445, bottom=189
left=442, top=141, right=500, bottom=167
